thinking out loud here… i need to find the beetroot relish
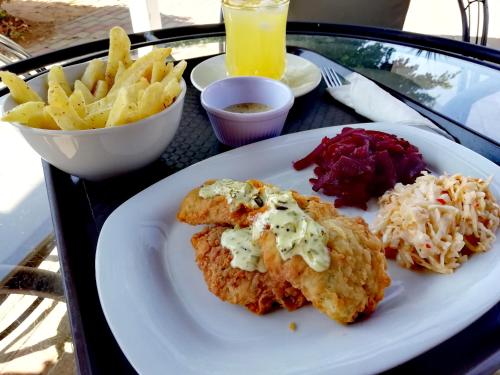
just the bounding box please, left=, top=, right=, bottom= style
left=293, top=127, right=426, bottom=209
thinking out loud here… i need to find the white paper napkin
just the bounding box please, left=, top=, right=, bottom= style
left=327, top=72, right=453, bottom=140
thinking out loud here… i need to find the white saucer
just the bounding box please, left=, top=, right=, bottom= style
left=190, top=53, right=322, bottom=98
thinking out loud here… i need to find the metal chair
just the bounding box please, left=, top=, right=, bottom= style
left=458, top=0, right=489, bottom=46
left=0, top=34, right=31, bottom=59
left=0, top=34, right=46, bottom=74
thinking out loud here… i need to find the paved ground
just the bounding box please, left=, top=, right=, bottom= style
left=25, top=7, right=188, bottom=56
left=5, top=0, right=221, bottom=56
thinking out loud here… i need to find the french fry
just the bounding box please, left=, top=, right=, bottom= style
left=137, top=88, right=145, bottom=102
left=161, top=60, right=187, bottom=84
left=69, top=90, right=86, bottom=118
left=151, top=61, right=171, bottom=83
left=81, top=59, right=106, bottom=91
left=45, top=105, right=88, bottom=130
left=85, top=100, right=102, bottom=114
left=84, top=108, right=110, bottom=129
left=85, top=77, right=148, bottom=114
left=74, top=80, right=95, bottom=104
left=43, top=106, right=60, bottom=129
left=127, top=77, right=149, bottom=103
left=172, top=60, right=187, bottom=80
left=108, top=47, right=171, bottom=96
left=162, top=79, right=181, bottom=107
left=105, top=26, right=133, bottom=85
left=0, top=71, right=43, bottom=104
left=144, top=64, right=153, bottom=83
left=48, top=82, right=69, bottom=107
left=105, top=88, right=137, bottom=127
left=159, top=60, right=186, bottom=92
left=136, top=82, right=164, bottom=118
left=85, top=96, right=112, bottom=114
left=47, top=83, right=88, bottom=130
left=165, top=62, right=174, bottom=78
left=114, top=61, right=126, bottom=82
left=93, top=80, right=109, bottom=100
left=2, top=101, right=43, bottom=122
left=1, top=28, right=185, bottom=132
left=1, top=101, right=58, bottom=129
left=48, top=65, right=72, bottom=95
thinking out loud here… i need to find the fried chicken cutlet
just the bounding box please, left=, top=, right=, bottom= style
left=177, top=179, right=264, bottom=227
left=192, top=226, right=308, bottom=314
left=177, top=179, right=337, bottom=227
left=179, top=178, right=390, bottom=323
left=260, top=214, right=390, bottom=323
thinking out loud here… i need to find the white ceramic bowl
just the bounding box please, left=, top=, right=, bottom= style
left=1, top=62, right=186, bottom=180
left=201, top=76, right=294, bottom=147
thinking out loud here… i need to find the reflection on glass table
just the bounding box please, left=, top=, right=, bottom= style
left=0, top=239, right=75, bottom=374
left=288, top=35, right=500, bottom=143
left=160, top=34, right=499, bottom=144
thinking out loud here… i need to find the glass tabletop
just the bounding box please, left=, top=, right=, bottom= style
left=5, top=23, right=500, bottom=151
left=288, top=34, right=500, bottom=144
left=1, top=23, right=499, bottom=374
left=155, top=32, right=500, bottom=145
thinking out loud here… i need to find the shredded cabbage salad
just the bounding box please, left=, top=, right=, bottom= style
left=373, top=173, right=499, bottom=274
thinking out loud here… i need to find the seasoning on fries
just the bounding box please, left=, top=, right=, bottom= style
left=1, top=26, right=186, bottom=130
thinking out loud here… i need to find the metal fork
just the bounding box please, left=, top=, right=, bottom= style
left=321, top=67, right=343, bottom=88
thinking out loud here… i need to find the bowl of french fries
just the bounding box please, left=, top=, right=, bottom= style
left=0, top=27, right=187, bottom=180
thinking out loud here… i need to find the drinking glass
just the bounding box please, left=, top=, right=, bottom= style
left=222, top=0, right=289, bottom=80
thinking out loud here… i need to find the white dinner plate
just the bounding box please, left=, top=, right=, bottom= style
left=96, top=122, right=500, bottom=375
left=190, top=53, right=322, bottom=97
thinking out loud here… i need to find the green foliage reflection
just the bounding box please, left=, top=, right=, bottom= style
left=288, top=35, right=457, bottom=106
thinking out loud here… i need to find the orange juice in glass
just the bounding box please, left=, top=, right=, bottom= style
left=223, top=0, right=289, bottom=80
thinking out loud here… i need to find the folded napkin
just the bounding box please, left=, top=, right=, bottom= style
left=327, top=72, right=453, bottom=140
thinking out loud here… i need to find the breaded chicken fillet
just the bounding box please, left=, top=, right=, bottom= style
left=177, top=179, right=337, bottom=227
left=260, top=214, right=390, bottom=323
left=179, top=178, right=390, bottom=323
left=177, top=180, right=264, bottom=227
left=191, top=226, right=308, bottom=314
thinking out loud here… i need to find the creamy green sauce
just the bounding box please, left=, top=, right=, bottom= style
left=253, top=189, right=330, bottom=272
left=199, top=179, right=260, bottom=211
left=221, top=228, right=266, bottom=272
left=199, top=179, right=331, bottom=273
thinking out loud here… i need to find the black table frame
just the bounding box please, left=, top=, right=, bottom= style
left=2, top=23, right=500, bottom=374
